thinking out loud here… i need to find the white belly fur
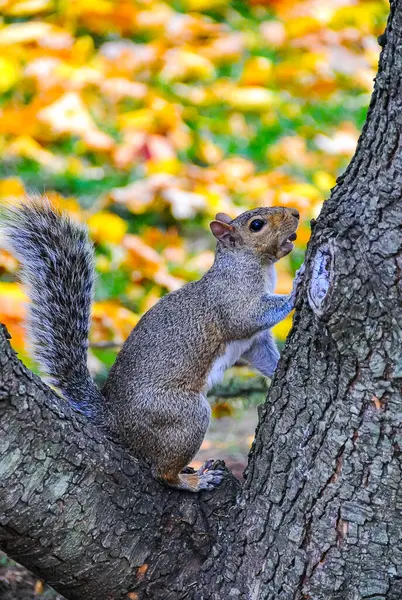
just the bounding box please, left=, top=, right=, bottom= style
left=206, top=264, right=277, bottom=391
left=207, top=336, right=256, bottom=391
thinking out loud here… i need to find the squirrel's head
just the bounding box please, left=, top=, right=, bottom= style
left=210, top=206, right=299, bottom=263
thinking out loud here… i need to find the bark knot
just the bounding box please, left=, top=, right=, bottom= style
left=307, top=241, right=335, bottom=318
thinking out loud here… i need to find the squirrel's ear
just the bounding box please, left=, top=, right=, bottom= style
left=215, top=212, right=232, bottom=224
left=210, top=220, right=235, bottom=242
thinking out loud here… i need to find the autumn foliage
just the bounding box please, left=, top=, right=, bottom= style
left=0, top=0, right=387, bottom=377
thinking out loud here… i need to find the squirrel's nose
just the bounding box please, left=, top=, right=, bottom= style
left=289, top=208, right=299, bottom=219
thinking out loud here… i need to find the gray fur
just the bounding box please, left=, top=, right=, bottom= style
left=2, top=201, right=302, bottom=492
left=0, top=198, right=102, bottom=415
left=241, top=330, right=280, bottom=378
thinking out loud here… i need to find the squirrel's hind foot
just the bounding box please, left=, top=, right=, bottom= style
left=157, top=459, right=225, bottom=492
left=196, top=459, right=225, bottom=491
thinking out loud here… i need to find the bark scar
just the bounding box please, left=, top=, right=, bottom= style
left=307, top=241, right=335, bottom=317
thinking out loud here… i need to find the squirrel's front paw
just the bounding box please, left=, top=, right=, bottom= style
left=197, top=459, right=225, bottom=491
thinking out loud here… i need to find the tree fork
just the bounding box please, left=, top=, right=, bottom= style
left=1, top=1, right=402, bottom=599
left=0, top=324, right=240, bottom=600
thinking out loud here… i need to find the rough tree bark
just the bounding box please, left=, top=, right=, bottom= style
left=1, top=1, right=402, bottom=599
left=0, top=324, right=240, bottom=600
left=198, top=2, right=402, bottom=597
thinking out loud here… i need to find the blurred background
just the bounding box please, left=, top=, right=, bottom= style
left=0, top=1, right=390, bottom=595
left=0, top=0, right=388, bottom=473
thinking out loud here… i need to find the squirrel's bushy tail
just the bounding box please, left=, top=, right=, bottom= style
left=0, top=197, right=103, bottom=415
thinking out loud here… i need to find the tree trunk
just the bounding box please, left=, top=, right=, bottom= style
left=198, top=1, right=402, bottom=598
left=1, top=1, right=402, bottom=599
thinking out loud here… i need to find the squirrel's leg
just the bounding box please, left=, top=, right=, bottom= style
left=149, top=391, right=224, bottom=492
left=241, top=330, right=280, bottom=378
left=257, top=293, right=294, bottom=329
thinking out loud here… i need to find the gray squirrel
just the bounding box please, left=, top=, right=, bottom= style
left=1, top=199, right=302, bottom=492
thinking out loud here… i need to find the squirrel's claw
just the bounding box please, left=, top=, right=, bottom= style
left=197, top=459, right=225, bottom=490
left=198, top=458, right=215, bottom=473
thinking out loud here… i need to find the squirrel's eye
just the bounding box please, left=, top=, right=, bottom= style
left=249, top=218, right=265, bottom=232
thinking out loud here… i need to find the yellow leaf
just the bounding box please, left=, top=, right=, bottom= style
left=0, top=56, right=20, bottom=93
left=0, top=22, right=71, bottom=46
left=0, top=177, right=25, bottom=199
left=223, top=87, right=274, bottom=112
left=160, top=49, right=215, bottom=82
left=123, top=234, right=184, bottom=291
left=123, top=234, right=162, bottom=271
left=286, top=16, right=321, bottom=39
left=6, top=136, right=66, bottom=172
left=118, top=109, right=155, bottom=133
left=241, top=57, right=273, bottom=86
left=88, top=212, right=128, bottom=245
left=185, top=250, right=214, bottom=273
left=182, top=0, right=228, bottom=10
left=37, top=92, right=114, bottom=149
left=283, top=182, right=320, bottom=200
left=34, top=580, right=44, bottom=594
left=66, top=0, right=113, bottom=16
left=216, top=157, right=255, bottom=182
left=275, top=267, right=293, bottom=294
left=1, top=0, right=54, bottom=16
left=71, top=35, right=95, bottom=64
left=95, top=255, right=110, bottom=274
left=146, top=158, right=181, bottom=176
left=92, top=300, right=139, bottom=343
left=0, top=283, right=28, bottom=351
left=312, top=201, right=323, bottom=220
left=295, top=224, right=311, bottom=246
left=272, top=313, right=293, bottom=342
left=267, top=136, right=308, bottom=166
left=135, top=4, right=174, bottom=34
left=0, top=248, right=18, bottom=273
left=313, top=170, right=336, bottom=193
left=0, top=282, right=27, bottom=321
left=330, top=3, right=387, bottom=34
left=154, top=269, right=184, bottom=292
left=196, top=139, right=223, bottom=165
left=45, top=192, right=83, bottom=219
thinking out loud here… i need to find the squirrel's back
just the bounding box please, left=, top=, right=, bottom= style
left=0, top=198, right=102, bottom=415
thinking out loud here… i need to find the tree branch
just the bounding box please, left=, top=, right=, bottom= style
left=0, top=325, right=239, bottom=600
